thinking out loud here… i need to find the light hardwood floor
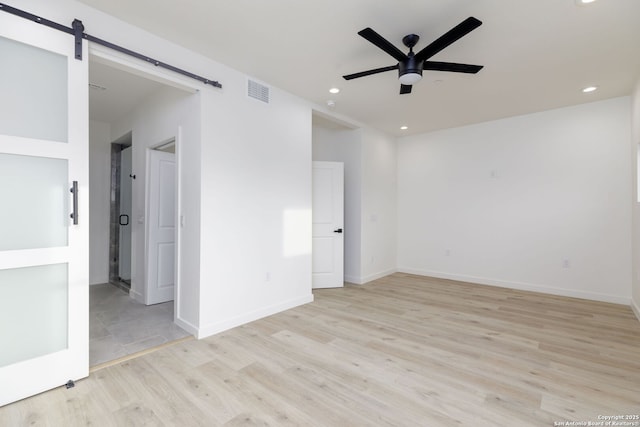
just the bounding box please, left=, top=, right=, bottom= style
left=2, top=273, right=640, bottom=426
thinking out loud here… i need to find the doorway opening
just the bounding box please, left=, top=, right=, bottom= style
left=88, top=57, right=196, bottom=366
left=108, top=131, right=133, bottom=292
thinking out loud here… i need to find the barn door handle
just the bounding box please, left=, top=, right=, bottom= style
left=119, top=214, right=129, bottom=226
left=69, top=181, right=78, bottom=225
left=334, top=228, right=343, bottom=233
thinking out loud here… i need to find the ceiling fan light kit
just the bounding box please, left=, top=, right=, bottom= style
left=343, top=17, right=484, bottom=94
left=398, top=34, right=423, bottom=85
left=398, top=72, right=422, bottom=85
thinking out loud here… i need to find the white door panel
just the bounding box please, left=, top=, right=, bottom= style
left=312, top=162, right=344, bottom=289
left=312, top=168, right=334, bottom=222
left=0, top=13, right=89, bottom=406
left=157, top=242, right=175, bottom=288
left=312, top=238, right=335, bottom=272
left=146, top=150, right=176, bottom=304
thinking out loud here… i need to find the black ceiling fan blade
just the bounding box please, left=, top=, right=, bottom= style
left=358, top=27, right=408, bottom=62
left=400, top=84, right=412, bottom=94
left=343, top=65, right=399, bottom=80
left=423, top=61, right=483, bottom=74
left=414, top=17, right=482, bottom=62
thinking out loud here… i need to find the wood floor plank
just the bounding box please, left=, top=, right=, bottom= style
left=2, top=272, right=639, bottom=426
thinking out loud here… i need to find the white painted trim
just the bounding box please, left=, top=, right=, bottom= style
left=344, top=269, right=397, bottom=285
left=196, top=294, right=314, bottom=339
left=174, top=127, right=183, bottom=321
left=361, top=268, right=398, bottom=284
left=632, top=298, right=640, bottom=323
left=129, top=288, right=144, bottom=303
left=174, top=316, right=198, bottom=337
left=397, top=267, right=632, bottom=305
left=344, top=274, right=363, bottom=285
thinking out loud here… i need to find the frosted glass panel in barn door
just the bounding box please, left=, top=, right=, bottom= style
left=0, top=12, right=89, bottom=406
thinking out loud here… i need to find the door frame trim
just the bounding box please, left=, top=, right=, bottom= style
left=89, top=48, right=196, bottom=325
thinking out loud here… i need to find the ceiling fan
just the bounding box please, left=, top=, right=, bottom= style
left=343, top=17, right=484, bottom=94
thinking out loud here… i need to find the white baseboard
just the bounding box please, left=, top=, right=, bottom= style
left=344, top=274, right=363, bottom=285
left=174, top=316, right=199, bottom=337
left=397, top=267, right=631, bottom=305
left=632, top=298, right=640, bottom=323
left=361, top=268, right=398, bottom=284
left=129, top=288, right=144, bottom=304
left=196, top=294, right=314, bottom=339
left=345, top=268, right=397, bottom=285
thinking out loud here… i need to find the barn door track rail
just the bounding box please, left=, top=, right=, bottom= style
left=0, top=2, right=223, bottom=89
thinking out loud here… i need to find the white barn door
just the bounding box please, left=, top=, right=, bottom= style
left=0, top=13, right=89, bottom=405
left=312, top=161, right=344, bottom=289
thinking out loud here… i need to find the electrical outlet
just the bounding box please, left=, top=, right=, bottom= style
left=563, top=259, right=570, bottom=268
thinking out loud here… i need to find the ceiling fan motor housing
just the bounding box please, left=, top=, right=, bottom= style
left=398, top=55, right=423, bottom=80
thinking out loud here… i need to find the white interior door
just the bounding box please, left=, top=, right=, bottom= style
left=119, top=146, right=132, bottom=281
left=146, top=149, right=176, bottom=304
left=0, top=14, right=89, bottom=405
left=312, top=161, right=344, bottom=289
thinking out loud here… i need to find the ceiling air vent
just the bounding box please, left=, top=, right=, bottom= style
left=247, top=79, right=270, bottom=104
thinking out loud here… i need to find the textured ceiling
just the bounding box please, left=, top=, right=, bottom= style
left=79, top=0, right=640, bottom=136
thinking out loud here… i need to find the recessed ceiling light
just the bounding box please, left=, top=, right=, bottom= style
left=582, top=86, right=598, bottom=93
left=575, top=0, right=597, bottom=5
left=329, top=87, right=340, bottom=94
left=400, top=126, right=408, bottom=130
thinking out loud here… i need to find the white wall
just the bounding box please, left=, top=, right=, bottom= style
left=631, top=79, right=640, bottom=319
left=88, top=120, right=111, bottom=285
left=312, top=123, right=397, bottom=284
left=199, top=83, right=313, bottom=337
left=398, top=97, right=632, bottom=304
left=312, top=124, right=362, bottom=283
left=360, top=128, right=397, bottom=282
left=22, top=0, right=314, bottom=338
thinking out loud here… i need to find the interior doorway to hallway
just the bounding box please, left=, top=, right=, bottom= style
left=88, top=57, right=195, bottom=366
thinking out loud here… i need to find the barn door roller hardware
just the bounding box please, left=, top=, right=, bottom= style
left=0, top=2, right=222, bottom=88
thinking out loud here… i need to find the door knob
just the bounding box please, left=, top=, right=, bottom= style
left=334, top=228, right=343, bottom=233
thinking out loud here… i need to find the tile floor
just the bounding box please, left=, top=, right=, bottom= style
left=90, top=283, right=190, bottom=366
